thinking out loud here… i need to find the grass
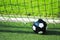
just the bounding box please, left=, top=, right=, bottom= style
left=0, top=21, right=60, bottom=40
left=0, top=0, right=59, bottom=17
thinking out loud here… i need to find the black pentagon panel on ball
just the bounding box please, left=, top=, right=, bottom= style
left=32, top=19, right=47, bottom=34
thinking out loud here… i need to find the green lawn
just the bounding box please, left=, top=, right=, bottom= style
left=0, top=21, right=60, bottom=40
left=0, top=0, right=59, bottom=18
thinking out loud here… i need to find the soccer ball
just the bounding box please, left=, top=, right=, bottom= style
left=32, top=19, right=47, bottom=34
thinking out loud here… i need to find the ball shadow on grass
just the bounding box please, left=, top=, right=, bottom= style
left=44, top=30, right=60, bottom=35
left=0, top=29, right=60, bottom=35
left=0, top=30, right=35, bottom=34
left=48, top=28, right=60, bottom=30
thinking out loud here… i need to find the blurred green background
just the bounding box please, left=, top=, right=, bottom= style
left=0, top=0, right=59, bottom=18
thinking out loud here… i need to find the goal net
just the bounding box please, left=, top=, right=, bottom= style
left=0, top=0, right=60, bottom=23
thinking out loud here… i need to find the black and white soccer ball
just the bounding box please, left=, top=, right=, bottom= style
left=32, top=19, right=47, bottom=34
